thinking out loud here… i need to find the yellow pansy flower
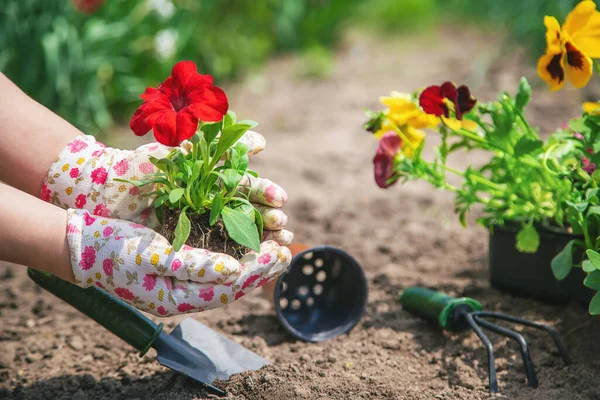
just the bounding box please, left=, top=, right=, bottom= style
left=441, top=116, right=479, bottom=132
left=380, top=92, right=439, bottom=129
left=583, top=101, right=600, bottom=114
left=538, top=0, right=600, bottom=90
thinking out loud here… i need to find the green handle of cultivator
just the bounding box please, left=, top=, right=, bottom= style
left=399, top=287, right=482, bottom=332
left=28, top=268, right=163, bottom=356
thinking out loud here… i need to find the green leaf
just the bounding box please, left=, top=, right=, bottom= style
left=514, top=77, right=531, bottom=111
left=514, top=137, right=543, bottom=158
left=191, top=160, right=202, bottom=183
left=589, top=292, right=600, bottom=315
left=551, top=240, right=575, bottom=280
left=214, top=122, right=254, bottom=162
left=587, top=249, right=600, bottom=269
left=236, top=119, right=258, bottom=129
left=224, top=110, right=236, bottom=128
left=515, top=225, right=540, bottom=253
left=584, top=270, right=600, bottom=290
left=583, top=260, right=596, bottom=272
left=246, top=169, right=259, bottom=178
left=210, top=195, right=223, bottom=226
left=221, top=207, right=260, bottom=252
left=202, top=122, right=222, bottom=144
left=172, top=210, right=191, bottom=252
left=221, top=169, right=242, bottom=191
left=169, top=188, right=185, bottom=204
left=587, top=205, right=600, bottom=217
left=254, top=208, right=264, bottom=237
left=566, top=200, right=589, bottom=213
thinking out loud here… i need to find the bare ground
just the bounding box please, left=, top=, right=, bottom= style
left=1, top=27, right=599, bottom=400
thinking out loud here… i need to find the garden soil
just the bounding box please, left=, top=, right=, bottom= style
left=2, top=28, right=599, bottom=400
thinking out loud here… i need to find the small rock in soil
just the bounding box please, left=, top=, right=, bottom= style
left=0, top=344, right=16, bottom=369
left=67, top=337, right=85, bottom=351
left=299, top=354, right=311, bottom=363
left=262, top=373, right=275, bottom=383
left=80, top=374, right=96, bottom=390
left=24, top=319, right=35, bottom=328
left=327, top=356, right=337, bottom=363
left=99, top=379, right=115, bottom=393
left=62, top=376, right=80, bottom=392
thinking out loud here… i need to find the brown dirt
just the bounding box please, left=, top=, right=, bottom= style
left=2, top=27, right=599, bottom=400
left=161, top=209, right=247, bottom=259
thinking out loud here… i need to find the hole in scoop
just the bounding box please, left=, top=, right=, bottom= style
left=316, top=271, right=326, bottom=282
left=279, top=298, right=288, bottom=309
left=302, top=252, right=313, bottom=260
left=313, top=284, right=323, bottom=295
left=314, top=259, right=324, bottom=268
left=291, top=299, right=301, bottom=310
left=306, top=297, right=314, bottom=306
left=298, top=286, right=309, bottom=296
left=302, top=265, right=314, bottom=275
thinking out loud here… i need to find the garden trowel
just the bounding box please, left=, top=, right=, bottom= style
left=28, top=268, right=271, bottom=397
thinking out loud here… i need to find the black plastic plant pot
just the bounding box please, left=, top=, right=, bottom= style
left=489, top=224, right=594, bottom=305
left=274, top=246, right=368, bottom=343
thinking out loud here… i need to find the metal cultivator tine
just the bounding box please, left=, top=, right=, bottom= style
left=473, top=311, right=572, bottom=366
left=473, top=314, right=538, bottom=389
left=464, top=313, right=499, bottom=393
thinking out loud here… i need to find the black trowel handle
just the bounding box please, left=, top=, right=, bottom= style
left=28, top=269, right=163, bottom=356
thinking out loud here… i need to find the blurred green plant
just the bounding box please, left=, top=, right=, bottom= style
left=0, top=0, right=370, bottom=133
left=441, top=0, right=579, bottom=59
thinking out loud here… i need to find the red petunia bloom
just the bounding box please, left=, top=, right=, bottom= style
left=130, top=61, right=229, bottom=146
left=419, top=82, right=476, bottom=120
left=373, top=132, right=401, bottom=189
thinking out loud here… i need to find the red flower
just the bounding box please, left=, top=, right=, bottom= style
left=583, top=157, right=596, bottom=174
left=41, top=183, right=52, bottom=202
left=103, top=258, right=114, bottom=276
left=142, top=274, right=157, bottom=292
left=177, top=303, right=195, bottom=312
left=73, top=0, right=104, bottom=14
left=90, top=167, right=108, bottom=185
left=93, top=203, right=110, bottom=217
left=130, top=61, right=229, bottom=146
left=79, top=246, right=96, bottom=270
left=199, top=287, right=215, bottom=302
left=114, top=287, right=135, bottom=301
left=157, top=306, right=168, bottom=316
left=419, top=82, right=476, bottom=120
left=373, top=132, right=401, bottom=189
left=70, top=168, right=80, bottom=178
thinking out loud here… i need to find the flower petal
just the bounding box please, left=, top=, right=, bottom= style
left=171, top=61, right=198, bottom=92
left=187, top=86, right=229, bottom=122
left=184, top=73, right=214, bottom=97
left=176, top=109, right=199, bottom=143
left=564, top=0, right=597, bottom=38
left=146, top=109, right=178, bottom=146
left=565, top=41, right=593, bottom=88
left=537, top=51, right=566, bottom=91
left=457, top=85, right=476, bottom=117
left=544, top=16, right=562, bottom=54
left=419, top=85, right=447, bottom=117
left=378, top=131, right=402, bottom=158
left=570, top=12, right=600, bottom=58
left=583, top=101, right=600, bottom=114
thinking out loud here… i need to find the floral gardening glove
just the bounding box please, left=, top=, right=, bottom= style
left=66, top=209, right=290, bottom=316
left=42, top=134, right=293, bottom=243
left=42, top=134, right=293, bottom=315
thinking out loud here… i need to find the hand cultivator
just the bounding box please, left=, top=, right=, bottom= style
left=400, top=287, right=572, bottom=393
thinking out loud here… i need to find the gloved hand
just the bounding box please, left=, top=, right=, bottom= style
left=42, top=134, right=293, bottom=316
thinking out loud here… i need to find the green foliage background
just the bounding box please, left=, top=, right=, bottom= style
left=0, top=0, right=580, bottom=133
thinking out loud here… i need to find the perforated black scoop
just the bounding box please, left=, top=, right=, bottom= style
left=273, top=246, right=368, bottom=342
